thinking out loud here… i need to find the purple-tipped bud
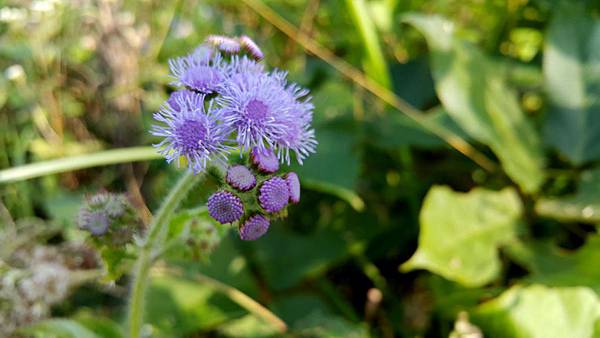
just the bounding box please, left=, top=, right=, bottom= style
left=207, top=191, right=244, bottom=224
left=239, top=214, right=270, bottom=240
left=226, top=165, right=256, bottom=191
left=206, top=35, right=241, bottom=54
left=258, top=177, right=289, bottom=213
left=285, top=172, right=301, bottom=204
left=239, top=35, right=264, bottom=61
left=78, top=210, right=110, bottom=236
left=250, top=147, right=279, bottom=173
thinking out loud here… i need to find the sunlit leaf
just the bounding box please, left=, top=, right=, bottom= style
left=543, top=4, right=600, bottom=164
left=474, top=285, right=600, bottom=338
left=402, top=186, right=522, bottom=287
left=404, top=14, right=545, bottom=193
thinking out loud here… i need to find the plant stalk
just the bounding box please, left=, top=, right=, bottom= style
left=127, top=170, right=201, bottom=338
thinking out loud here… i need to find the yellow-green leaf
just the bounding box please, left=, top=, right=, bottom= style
left=401, top=186, right=522, bottom=287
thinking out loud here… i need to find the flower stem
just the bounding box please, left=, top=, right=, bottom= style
left=127, top=170, right=201, bottom=338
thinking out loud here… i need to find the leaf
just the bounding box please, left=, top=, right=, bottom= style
left=506, top=236, right=600, bottom=294
left=401, top=186, right=522, bottom=287
left=536, top=169, right=600, bottom=223
left=543, top=4, right=600, bottom=164
left=404, top=14, right=545, bottom=193
left=292, top=124, right=360, bottom=190
left=473, top=285, right=600, bottom=338
left=217, top=314, right=281, bottom=338
left=73, top=314, right=126, bottom=338
left=252, top=226, right=348, bottom=290
left=145, top=275, right=243, bottom=336
left=22, top=319, right=100, bottom=338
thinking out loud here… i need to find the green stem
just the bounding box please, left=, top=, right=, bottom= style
left=0, top=146, right=160, bottom=184
left=127, top=170, right=201, bottom=338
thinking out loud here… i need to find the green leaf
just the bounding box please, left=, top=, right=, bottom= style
left=145, top=275, right=243, bottom=336
left=73, top=314, right=125, bottom=338
left=253, top=226, right=348, bottom=290
left=401, top=186, right=522, bottom=287
left=473, top=285, right=600, bottom=338
left=293, top=124, right=360, bottom=190
left=404, top=14, right=545, bottom=193
left=22, top=319, right=100, bottom=338
left=506, top=236, right=600, bottom=294
left=535, top=169, right=600, bottom=223
left=217, top=314, right=281, bottom=338
left=543, top=4, right=600, bottom=164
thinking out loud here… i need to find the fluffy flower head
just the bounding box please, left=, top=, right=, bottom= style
left=152, top=91, right=231, bottom=173
left=169, top=45, right=227, bottom=94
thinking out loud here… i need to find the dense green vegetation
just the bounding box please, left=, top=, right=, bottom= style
left=1, top=0, right=600, bottom=337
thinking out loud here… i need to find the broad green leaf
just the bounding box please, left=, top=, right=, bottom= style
left=401, top=186, right=522, bottom=287
left=22, top=319, right=99, bottom=338
left=293, top=124, right=359, bottom=190
left=543, top=4, right=600, bottom=164
left=536, top=168, right=600, bottom=223
left=252, top=226, right=348, bottom=290
left=506, top=236, right=600, bottom=294
left=404, top=14, right=545, bottom=193
left=146, top=275, right=243, bottom=336
left=270, top=293, right=367, bottom=337
left=474, top=285, right=600, bottom=338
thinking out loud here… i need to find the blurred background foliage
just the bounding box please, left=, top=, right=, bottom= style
left=1, top=0, right=600, bottom=337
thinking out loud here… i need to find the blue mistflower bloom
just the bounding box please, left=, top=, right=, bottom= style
left=151, top=91, right=232, bottom=173
left=228, top=54, right=265, bottom=75
left=218, top=69, right=314, bottom=158
left=168, top=45, right=227, bottom=94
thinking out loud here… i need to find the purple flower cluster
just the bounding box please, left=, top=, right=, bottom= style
left=152, top=35, right=316, bottom=174
left=153, top=36, right=313, bottom=241
left=206, top=147, right=302, bottom=240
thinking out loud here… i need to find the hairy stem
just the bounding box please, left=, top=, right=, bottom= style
left=127, top=170, right=201, bottom=338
